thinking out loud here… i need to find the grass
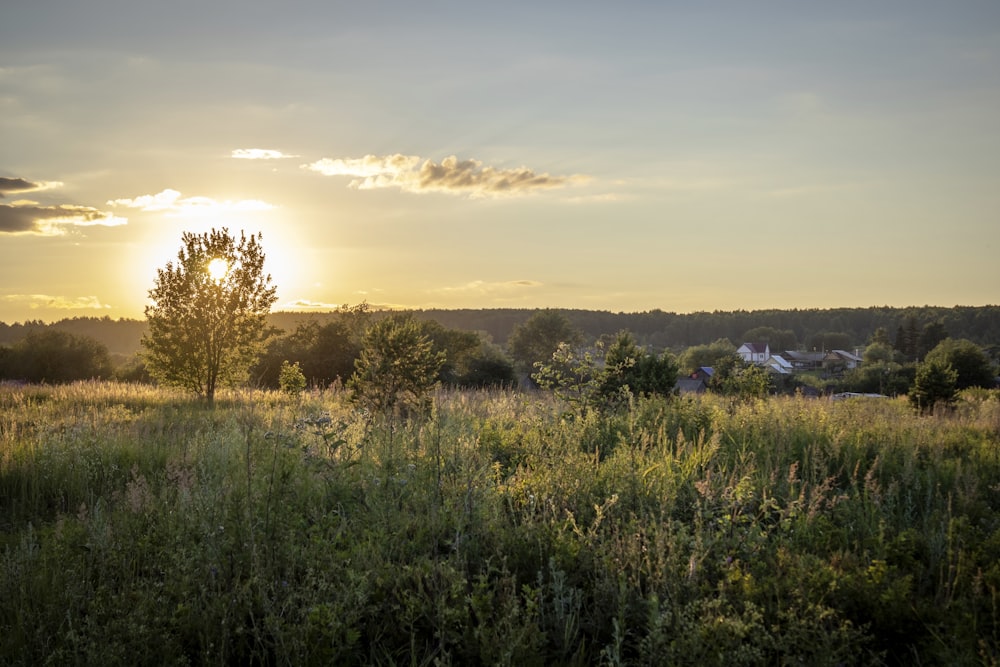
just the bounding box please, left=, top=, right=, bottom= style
left=2, top=381, right=999, bottom=665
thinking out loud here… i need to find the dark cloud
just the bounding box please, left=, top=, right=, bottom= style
left=0, top=203, right=126, bottom=235
left=0, top=177, right=43, bottom=197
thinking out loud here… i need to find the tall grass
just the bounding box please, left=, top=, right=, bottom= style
left=1, top=382, right=999, bottom=665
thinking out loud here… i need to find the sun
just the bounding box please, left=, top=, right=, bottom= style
left=207, top=258, right=229, bottom=282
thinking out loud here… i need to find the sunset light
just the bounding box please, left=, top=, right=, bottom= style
left=1, top=2, right=998, bottom=323
left=207, top=258, right=229, bottom=282
left=2, top=5, right=1000, bottom=662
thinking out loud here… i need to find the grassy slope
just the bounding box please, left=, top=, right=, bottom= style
left=2, top=382, right=999, bottom=665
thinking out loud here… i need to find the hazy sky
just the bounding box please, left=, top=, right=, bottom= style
left=2, top=1, right=998, bottom=322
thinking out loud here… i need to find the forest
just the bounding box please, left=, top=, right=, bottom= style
left=2, top=304, right=999, bottom=358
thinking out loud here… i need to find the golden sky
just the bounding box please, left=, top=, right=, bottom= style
left=2, top=1, right=999, bottom=322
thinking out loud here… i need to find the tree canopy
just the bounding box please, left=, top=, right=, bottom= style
left=0, top=329, right=112, bottom=383
left=142, top=228, right=277, bottom=404
left=348, top=315, right=445, bottom=418
left=507, top=309, right=583, bottom=377
left=923, top=338, right=995, bottom=390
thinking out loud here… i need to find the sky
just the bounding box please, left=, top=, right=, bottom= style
left=2, top=1, right=999, bottom=323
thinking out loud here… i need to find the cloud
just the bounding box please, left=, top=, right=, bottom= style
left=231, top=148, right=298, bottom=160
left=432, top=279, right=543, bottom=295
left=0, top=177, right=63, bottom=197
left=0, top=203, right=128, bottom=235
left=108, top=189, right=275, bottom=214
left=0, top=177, right=125, bottom=234
left=0, top=294, right=112, bottom=310
left=303, top=154, right=586, bottom=198
left=278, top=298, right=342, bottom=311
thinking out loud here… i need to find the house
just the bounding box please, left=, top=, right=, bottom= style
left=779, top=350, right=826, bottom=371
left=691, top=367, right=714, bottom=381
left=675, top=377, right=708, bottom=394
left=764, top=354, right=794, bottom=375
left=828, top=349, right=863, bottom=370
left=736, top=342, right=770, bottom=365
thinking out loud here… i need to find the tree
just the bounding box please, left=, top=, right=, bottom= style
left=2, top=329, right=112, bottom=383
left=532, top=341, right=605, bottom=413
left=918, top=320, right=949, bottom=359
left=278, top=360, right=306, bottom=397
left=678, top=339, right=736, bottom=375
left=709, top=353, right=772, bottom=399
left=742, top=326, right=797, bottom=353
left=599, top=331, right=678, bottom=400
left=508, top=309, right=583, bottom=378
left=414, top=319, right=482, bottom=385
left=348, top=316, right=445, bottom=418
left=909, top=359, right=958, bottom=413
left=143, top=228, right=277, bottom=404
left=923, top=338, right=995, bottom=390
left=870, top=327, right=892, bottom=347
left=862, top=342, right=897, bottom=366
left=806, top=332, right=852, bottom=353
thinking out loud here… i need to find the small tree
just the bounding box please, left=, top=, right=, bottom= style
left=532, top=341, right=605, bottom=413
left=909, top=359, right=958, bottom=413
left=278, top=360, right=307, bottom=397
left=143, top=228, right=277, bottom=405
left=348, top=316, right=445, bottom=418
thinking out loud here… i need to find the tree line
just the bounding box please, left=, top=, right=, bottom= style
left=1, top=229, right=996, bottom=413
left=4, top=305, right=1000, bottom=361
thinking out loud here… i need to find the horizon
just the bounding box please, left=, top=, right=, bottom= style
left=3, top=302, right=998, bottom=328
left=3, top=2, right=999, bottom=323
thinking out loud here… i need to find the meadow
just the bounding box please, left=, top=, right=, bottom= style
left=2, top=382, right=999, bottom=665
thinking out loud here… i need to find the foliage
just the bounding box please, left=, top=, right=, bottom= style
left=454, top=340, right=516, bottom=388
left=923, top=338, right=996, bottom=390
left=909, top=358, right=958, bottom=413
left=841, top=363, right=913, bottom=397
left=278, top=360, right=306, bottom=396
left=414, top=319, right=515, bottom=388
left=531, top=341, right=605, bottom=413
left=142, top=228, right=277, bottom=404
left=863, top=342, right=899, bottom=366
left=2, top=382, right=1000, bottom=664
left=508, top=309, right=583, bottom=377
left=806, top=331, right=853, bottom=353
left=678, top=338, right=736, bottom=375
left=599, top=330, right=679, bottom=400
left=742, top=326, right=797, bottom=352
left=0, top=329, right=112, bottom=383
left=532, top=332, right=679, bottom=414
left=254, top=318, right=360, bottom=389
left=347, top=315, right=445, bottom=417
left=709, top=353, right=772, bottom=399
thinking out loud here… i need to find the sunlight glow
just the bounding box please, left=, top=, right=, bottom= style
left=207, top=258, right=229, bottom=282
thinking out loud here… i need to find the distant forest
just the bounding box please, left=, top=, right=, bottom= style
left=3, top=305, right=999, bottom=359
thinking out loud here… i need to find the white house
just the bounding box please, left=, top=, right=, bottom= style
left=736, top=342, right=770, bottom=365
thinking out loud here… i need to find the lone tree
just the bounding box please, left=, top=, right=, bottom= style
left=143, top=228, right=277, bottom=404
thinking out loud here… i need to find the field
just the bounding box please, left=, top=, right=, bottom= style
left=2, top=382, right=1000, bottom=666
